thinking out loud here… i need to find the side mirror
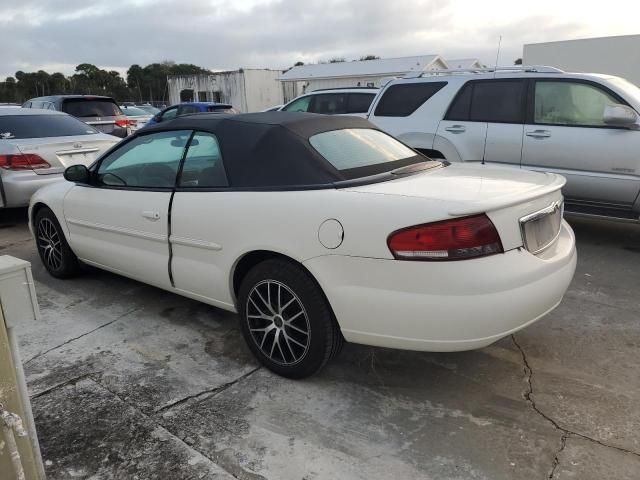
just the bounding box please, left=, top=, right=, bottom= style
left=153, top=114, right=161, bottom=122
left=64, top=164, right=90, bottom=184
left=603, top=104, right=639, bottom=129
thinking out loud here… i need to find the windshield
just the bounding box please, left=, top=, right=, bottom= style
left=608, top=76, right=640, bottom=107
left=0, top=114, right=98, bottom=139
left=309, top=128, right=418, bottom=172
left=136, top=105, right=160, bottom=114
left=62, top=98, right=123, bottom=117
left=121, top=106, right=150, bottom=116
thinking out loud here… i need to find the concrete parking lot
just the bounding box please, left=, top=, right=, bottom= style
left=1, top=207, right=639, bottom=480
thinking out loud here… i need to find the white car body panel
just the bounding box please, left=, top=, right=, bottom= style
left=29, top=159, right=576, bottom=351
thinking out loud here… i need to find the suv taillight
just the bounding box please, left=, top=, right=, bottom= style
left=387, top=214, right=503, bottom=261
left=115, top=118, right=130, bottom=128
left=0, top=154, right=51, bottom=171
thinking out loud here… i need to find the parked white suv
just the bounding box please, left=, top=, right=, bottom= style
left=280, top=87, right=379, bottom=117
left=368, top=66, right=640, bottom=221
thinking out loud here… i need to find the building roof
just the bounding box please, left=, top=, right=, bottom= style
left=279, top=55, right=448, bottom=81
left=446, top=58, right=484, bottom=69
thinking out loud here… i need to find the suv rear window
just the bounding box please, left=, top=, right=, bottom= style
left=62, top=98, right=123, bottom=117
left=0, top=114, right=98, bottom=139
left=374, top=82, right=447, bottom=117
left=309, top=128, right=416, bottom=171
left=445, top=80, right=525, bottom=123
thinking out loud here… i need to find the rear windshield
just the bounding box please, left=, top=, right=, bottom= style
left=309, top=128, right=417, bottom=171
left=0, top=114, right=98, bottom=139
left=62, top=98, right=122, bottom=117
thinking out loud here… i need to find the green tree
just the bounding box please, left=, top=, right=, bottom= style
left=359, top=55, right=380, bottom=61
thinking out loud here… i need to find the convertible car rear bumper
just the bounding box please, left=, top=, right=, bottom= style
left=304, top=220, right=576, bottom=351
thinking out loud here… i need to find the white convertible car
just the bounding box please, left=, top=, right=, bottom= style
left=29, top=112, right=577, bottom=378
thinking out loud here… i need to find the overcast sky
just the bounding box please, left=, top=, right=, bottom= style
left=2, top=0, right=639, bottom=78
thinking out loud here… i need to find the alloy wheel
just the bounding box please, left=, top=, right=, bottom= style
left=37, top=217, right=63, bottom=271
left=246, top=280, right=311, bottom=365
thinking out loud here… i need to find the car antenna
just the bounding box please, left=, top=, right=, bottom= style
left=493, top=35, right=502, bottom=79
left=483, top=35, right=503, bottom=166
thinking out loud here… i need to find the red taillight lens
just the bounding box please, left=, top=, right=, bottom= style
left=387, top=214, right=503, bottom=261
left=0, top=154, right=51, bottom=171
left=115, top=118, right=130, bottom=128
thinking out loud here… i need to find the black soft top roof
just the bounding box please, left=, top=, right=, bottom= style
left=141, top=112, right=418, bottom=188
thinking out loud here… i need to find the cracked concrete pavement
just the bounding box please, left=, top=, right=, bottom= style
left=1, top=207, right=639, bottom=479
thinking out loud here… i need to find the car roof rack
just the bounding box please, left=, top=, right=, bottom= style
left=404, top=65, right=564, bottom=78
left=310, top=86, right=380, bottom=92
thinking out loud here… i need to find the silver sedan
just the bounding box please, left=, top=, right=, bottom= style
left=0, top=108, right=119, bottom=208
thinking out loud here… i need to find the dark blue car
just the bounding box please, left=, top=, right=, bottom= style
left=143, top=102, right=236, bottom=128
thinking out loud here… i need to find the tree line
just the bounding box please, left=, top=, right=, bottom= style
left=0, top=61, right=211, bottom=104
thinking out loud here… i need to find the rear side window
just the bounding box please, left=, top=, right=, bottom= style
left=445, top=80, right=525, bottom=123
left=62, top=99, right=122, bottom=117
left=346, top=93, right=376, bottom=114
left=309, top=94, right=347, bottom=114
left=374, top=82, right=447, bottom=117
left=0, top=115, right=98, bottom=139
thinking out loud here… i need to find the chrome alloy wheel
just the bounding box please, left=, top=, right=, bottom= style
left=37, top=217, right=63, bottom=270
left=246, top=280, right=311, bottom=365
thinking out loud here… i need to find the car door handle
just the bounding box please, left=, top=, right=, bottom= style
left=526, top=130, right=552, bottom=138
left=445, top=125, right=466, bottom=133
left=141, top=210, right=161, bottom=221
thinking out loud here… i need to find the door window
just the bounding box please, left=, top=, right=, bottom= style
left=160, top=106, right=178, bottom=122
left=97, top=130, right=191, bottom=188
left=177, top=104, right=200, bottom=116
left=309, top=94, right=347, bottom=114
left=534, top=81, right=620, bottom=127
left=445, top=80, right=525, bottom=123
left=178, top=132, right=228, bottom=188
left=346, top=93, right=376, bottom=114
left=282, top=96, right=312, bottom=112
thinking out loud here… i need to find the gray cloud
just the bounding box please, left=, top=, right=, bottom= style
left=0, top=0, right=591, bottom=78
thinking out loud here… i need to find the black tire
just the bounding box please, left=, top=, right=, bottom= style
left=34, top=207, right=80, bottom=278
left=238, top=258, right=343, bottom=379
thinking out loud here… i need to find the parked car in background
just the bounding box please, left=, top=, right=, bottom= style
left=0, top=108, right=118, bottom=208
left=22, top=95, right=132, bottom=138
left=135, top=104, right=161, bottom=115
left=120, top=105, right=153, bottom=131
left=280, top=87, right=378, bottom=117
left=29, top=112, right=575, bottom=378
left=368, top=66, right=640, bottom=221
left=143, top=102, right=237, bottom=128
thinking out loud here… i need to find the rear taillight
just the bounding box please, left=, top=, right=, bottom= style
left=115, top=118, right=130, bottom=128
left=0, top=154, right=51, bottom=171
left=387, top=214, right=503, bottom=261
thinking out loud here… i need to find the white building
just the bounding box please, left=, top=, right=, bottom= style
left=167, top=69, right=285, bottom=112
left=278, top=55, right=448, bottom=97
left=446, top=58, right=484, bottom=69
left=523, top=34, right=640, bottom=85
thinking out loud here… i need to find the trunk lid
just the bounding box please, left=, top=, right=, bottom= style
left=345, top=163, right=566, bottom=252
left=13, top=134, right=118, bottom=174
